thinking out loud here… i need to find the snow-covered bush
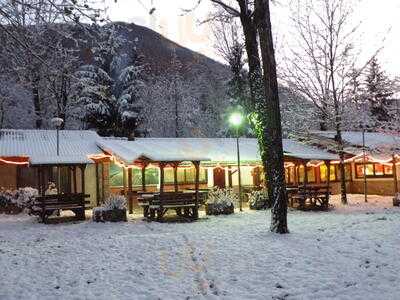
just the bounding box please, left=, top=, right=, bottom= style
left=93, top=195, right=127, bottom=222
left=248, top=188, right=271, bottom=210
left=0, top=187, right=38, bottom=214
left=104, top=195, right=127, bottom=210
left=0, top=189, right=14, bottom=211
left=205, top=187, right=236, bottom=215
left=13, top=187, right=39, bottom=213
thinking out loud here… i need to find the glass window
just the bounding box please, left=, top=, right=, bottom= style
left=355, top=163, right=391, bottom=178
left=298, top=166, right=305, bottom=183
left=320, top=165, right=327, bottom=182
left=384, top=165, right=393, bottom=175
left=132, top=168, right=160, bottom=186
left=110, top=164, right=123, bottom=187
left=375, top=164, right=384, bottom=176
left=164, top=168, right=174, bottom=184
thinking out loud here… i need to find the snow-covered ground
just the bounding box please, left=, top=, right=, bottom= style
left=1, top=194, right=399, bottom=300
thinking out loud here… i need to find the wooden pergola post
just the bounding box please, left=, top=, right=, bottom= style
left=80, top=165, right=86, bottom=194
left=95, top=163, right=100, bottom=206
left=193, top=161, right=200, bottom=219
left=159, top=163, right=165, bottom=195
left=128, top=168, right=133, bottom=214
left=122, top=167, right=127, bottom=197
left=73, top=166, right=77, bottom=194
left=141, top=164, right=147, bottom=192
left=303, top=160, right=309, bottom=187
left=393, top=155, right=398, bottom=195
left=326, top=160, right=331, bottom=190
left=173, top=163, right=179, bottom=193
left=228, top=165, right=233, bottom=188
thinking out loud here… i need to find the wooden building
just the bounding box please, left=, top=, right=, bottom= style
left=1, top=129, right=399, bottom=209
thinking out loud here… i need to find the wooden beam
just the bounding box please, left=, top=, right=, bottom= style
left=393, top=155, right=398, bottom=195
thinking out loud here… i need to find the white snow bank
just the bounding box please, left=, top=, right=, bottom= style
left=0, top=195, right=399, bottom=299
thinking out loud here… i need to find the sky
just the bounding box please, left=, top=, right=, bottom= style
left=105, top=0, right=400, bottom=76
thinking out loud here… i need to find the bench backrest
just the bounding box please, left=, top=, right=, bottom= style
left=36, top=194, right=89, bottom=206
left=151, top=193, right=196, bottom=205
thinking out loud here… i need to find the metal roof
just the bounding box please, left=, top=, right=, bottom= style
left=0, top=129, right=103, bottom=165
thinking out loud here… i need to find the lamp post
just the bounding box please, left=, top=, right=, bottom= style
left=51, top=117, right=64, bottom=156
left=229, top=112, right=243, bottom=211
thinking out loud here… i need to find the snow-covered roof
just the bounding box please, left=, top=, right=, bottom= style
left=0, top=130, right=103, bottom=165
left=97, top=137, right=338, bottom=165
left=311, top=131, right=400, bottom=160
left=0, top=129, right=338, bottom=166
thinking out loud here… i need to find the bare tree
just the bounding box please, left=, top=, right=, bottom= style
left=282, top=0, right=383, bottom=204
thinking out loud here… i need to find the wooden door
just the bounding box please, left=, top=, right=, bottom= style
left=213, top=167, right=226, bottom=189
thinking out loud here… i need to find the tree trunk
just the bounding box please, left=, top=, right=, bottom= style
left=255, top=0, right=288, bottom=233
left=236, top=0, right=269, bottom=185
left=32, top=72, right=42, bottom=129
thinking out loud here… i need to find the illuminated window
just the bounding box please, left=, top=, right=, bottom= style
left=320, top=164, right=351, bottom=182
left=307, top=167, right=316, bottom=183
left=355, top=163, right=392, bottom=178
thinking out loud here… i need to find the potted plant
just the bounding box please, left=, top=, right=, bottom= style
left=205, top=187, right=236, bottom=215
left=93, top=195, right=127, bottom=222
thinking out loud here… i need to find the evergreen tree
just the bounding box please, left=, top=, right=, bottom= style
left=364, top=58, right=394, bottom=124
left=72, top=24, right=145, bottom=137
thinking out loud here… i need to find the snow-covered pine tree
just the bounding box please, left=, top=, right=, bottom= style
left=364, top=58, right=395, bottom=124
left=115, top=44, right=146, bottom=138
left=72, top=24, right=145, bottom=137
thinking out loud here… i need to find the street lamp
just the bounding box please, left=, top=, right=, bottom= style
left=229, top=112, right=243, bottom=211
left=51, top=117, right=64, bottom=156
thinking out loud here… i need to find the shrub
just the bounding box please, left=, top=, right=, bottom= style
left=93, top=194, right=127, bottom=222
left=0, top=187, right=39, bottom=214
left=205, top=187, right=237, bottom=215
left=248, top=188, right=271, bottom=210
left=13, top=187, right=39, bottom=213
left=0, top=189, right=14, bottom=211
left=103, top=195, right=127, bottom=210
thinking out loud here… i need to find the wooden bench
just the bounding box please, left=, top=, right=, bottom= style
left=141, top=192, right=199, bottom=221
left=35, top=193, right=90, bottom=223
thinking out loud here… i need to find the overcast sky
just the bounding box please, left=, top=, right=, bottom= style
left=105, top=0, right=400, bottom=76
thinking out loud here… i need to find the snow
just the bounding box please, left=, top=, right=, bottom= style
left=312, top=131, right=400, bottom=158
left=0, top=130, right=103, bottom=165
left=97, top=137, right=338, bottom=165
left=1, top=195, right=399, bottom=300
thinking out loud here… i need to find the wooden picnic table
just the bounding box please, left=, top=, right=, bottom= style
left=289, top=185, right=331, bottom=210
left=138, top=191, right=200, bottom=221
